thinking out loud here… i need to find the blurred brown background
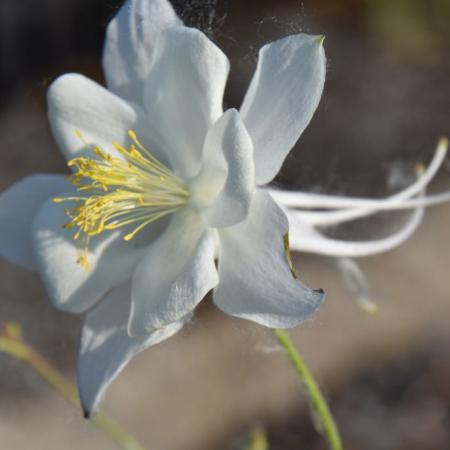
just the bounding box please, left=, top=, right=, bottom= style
left=0, top=1, right=449, bottom=449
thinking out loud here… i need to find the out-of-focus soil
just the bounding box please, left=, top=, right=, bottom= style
left=249, top=336, right=450, bottom=450
left=1, top=198, right=450, bottom=450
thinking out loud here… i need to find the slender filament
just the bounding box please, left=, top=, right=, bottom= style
left=54, top=130, right=189, bottom=270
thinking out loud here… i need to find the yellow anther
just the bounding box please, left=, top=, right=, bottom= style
left=56, top=131, right=189, bottom=270
left=128, top=130, right=138, bottom=142
left=76, top=253, right=90, bottom=272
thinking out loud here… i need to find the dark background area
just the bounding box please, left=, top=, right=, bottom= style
left=1, top=0, right=449, bottom=193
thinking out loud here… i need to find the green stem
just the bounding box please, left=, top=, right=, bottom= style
left=0, top=322, right=147, bottom=450
left=273, top=329, right=343, bottom=450
left=245, top=426, right=269, bottom=450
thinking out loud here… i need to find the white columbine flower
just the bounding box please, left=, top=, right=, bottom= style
left=0, top=0, right=327, bottom=415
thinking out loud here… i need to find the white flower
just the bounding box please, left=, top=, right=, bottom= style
left=0, top=0, right=327, bottom=415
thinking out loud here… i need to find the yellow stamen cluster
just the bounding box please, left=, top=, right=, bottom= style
left=54, top=130, right=190, bottom=271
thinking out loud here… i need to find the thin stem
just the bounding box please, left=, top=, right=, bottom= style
left=245, top=426, right=269, bottom=450
left=273, top=329, right=343, bottom=450
left=0, top=322, right=147, bottom=450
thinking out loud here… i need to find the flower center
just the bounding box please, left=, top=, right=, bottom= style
left=54, top=130, right=190, bottom=270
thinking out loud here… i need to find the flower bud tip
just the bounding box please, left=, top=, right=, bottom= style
left=437, top=136, right=448, bottom=153
left=82, top=406, right=91, bottom=420
left=315, top=35, right=326, bottom=45
left=359, top=298, right=379, bottom=315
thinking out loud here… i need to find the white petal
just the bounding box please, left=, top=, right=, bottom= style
left=240, top=34, right=326, bottom=185
left=287, top=206, right=424, bottom=257
left=0, top=175, right=67, bottom=269
left=191, top=109, right=255, bottom=228
left=143, top=27, right=230, bottom=179
left=32, top=196, right=147, bottom=313
left=47, top=74, right=166, bottom=163
left=214, top=190, right=324, bottom=328
left=78, top=283, right=187, bottom=417
left=129, top=208, right=218, bottom=335
left=103, top=0, right=182, bottom=103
